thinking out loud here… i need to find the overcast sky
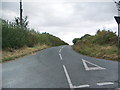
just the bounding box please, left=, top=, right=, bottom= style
left=1, top=0, right=118, bottom=45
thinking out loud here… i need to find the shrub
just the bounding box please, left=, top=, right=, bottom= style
left=2, top=18, right=68, bottom=49
left=93, top=30, right=117, bottom=45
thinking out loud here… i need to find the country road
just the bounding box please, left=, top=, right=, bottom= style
left=2, top=45, right=119, bottom=88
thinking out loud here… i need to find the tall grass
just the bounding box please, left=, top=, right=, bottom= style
left=73, top=30, right=119, bottom=61
left=2, top=44, right=49, bottom=62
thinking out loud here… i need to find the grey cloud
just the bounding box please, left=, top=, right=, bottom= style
left=2, top=2, right=19, bottom=12
left=1, top=1, right=118, bottom=44
left=73, top=2, right=117, bottom=21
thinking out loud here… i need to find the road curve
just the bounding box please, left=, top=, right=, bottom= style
left=2, top=45, right=119, bottom=88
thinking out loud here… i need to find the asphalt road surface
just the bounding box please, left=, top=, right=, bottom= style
left=2, top=45, right=119, bottom=88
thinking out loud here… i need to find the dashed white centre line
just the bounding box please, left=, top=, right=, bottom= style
left=97, top=82, right=114, bottom=86
left=59, top=49, right=61, bottom=53
left=63, top=65, right=74, bottom=88
left=59, top=54, right=63, bottom=60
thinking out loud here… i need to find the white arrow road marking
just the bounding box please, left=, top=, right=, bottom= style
left=74, top=84, right=90, bottom=88
left=63, top=65, right=74, bottom=88
left=97, top=82, right=114, bottom=86
left=82, top=59, right=106, bottom=71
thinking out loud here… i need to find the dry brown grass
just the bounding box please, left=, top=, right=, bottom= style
left=73, top=43, right=119, bottom=61
left=1, top=44, right=50, bottom=63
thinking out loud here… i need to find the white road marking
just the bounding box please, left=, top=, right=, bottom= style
left=74, top=84, right=90, bottom=88
left=63, top=65, right=74, bottom=88
left=59, top=46, right=66, bottom=53
left=59, top=49, right=61, bottom=53
left=82, top=59, right=106, bottom=71
left=97, top=82, right=114, bottom=86
left=8, top=80, right=14, bottom=88
left=62, top=46, right=65, bottom=49
left=59, top=54, right=63, bottom=60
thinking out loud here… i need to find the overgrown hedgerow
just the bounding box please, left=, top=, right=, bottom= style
left=2, top=18, right=68, bottom=50
left=73, top=29, right=119, bottom=61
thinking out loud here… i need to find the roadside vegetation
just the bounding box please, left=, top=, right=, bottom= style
left=1, top=18, right=68, bottom=62
left=73, top=29, right=120, bottom=61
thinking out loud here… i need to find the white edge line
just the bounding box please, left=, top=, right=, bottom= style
left=59, top=54, right=63, bottom=60
left=97, top=82, right=114, bottom=86
left=63, top=65, right=73, bottom=88
left=74, top=85, right=90, bottom=88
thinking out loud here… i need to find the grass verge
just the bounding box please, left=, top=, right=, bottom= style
left=1, top=44, right=50, bottom=63
left=73, top=44, right=120, bottom=61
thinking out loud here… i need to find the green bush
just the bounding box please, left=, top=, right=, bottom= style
left=73, top=29, right=119, bottom=60
left=93, top=30, right=118, bottom=45
left=73, top=29, right=118, bottom=46
left=2, top=18, right=68, bottom=49
left=72, top=38, right=80, bottom=44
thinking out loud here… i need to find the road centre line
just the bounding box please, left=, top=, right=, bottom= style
left=59, top=54, right=63, bottom=60
left=62, top=46, right=66, bottom=49
left=59, top=46, right=65, bottom=53
left=97, top=82, right=114, bottom=86
left=63, top=65, right=74, bottom=88
left=59, top=46, right=66, bottom=60
left=59, top=49, right=61, bottom=53
left=74, top=84, right=90, bottom=88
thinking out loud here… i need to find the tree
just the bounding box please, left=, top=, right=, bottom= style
left=14, top=0, right=29, bottom=29
left=72, top=38, right=80, bottom=44
left=14, top=16, right=29, bottom=29
left=80, top=34, right=91, bottom=40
